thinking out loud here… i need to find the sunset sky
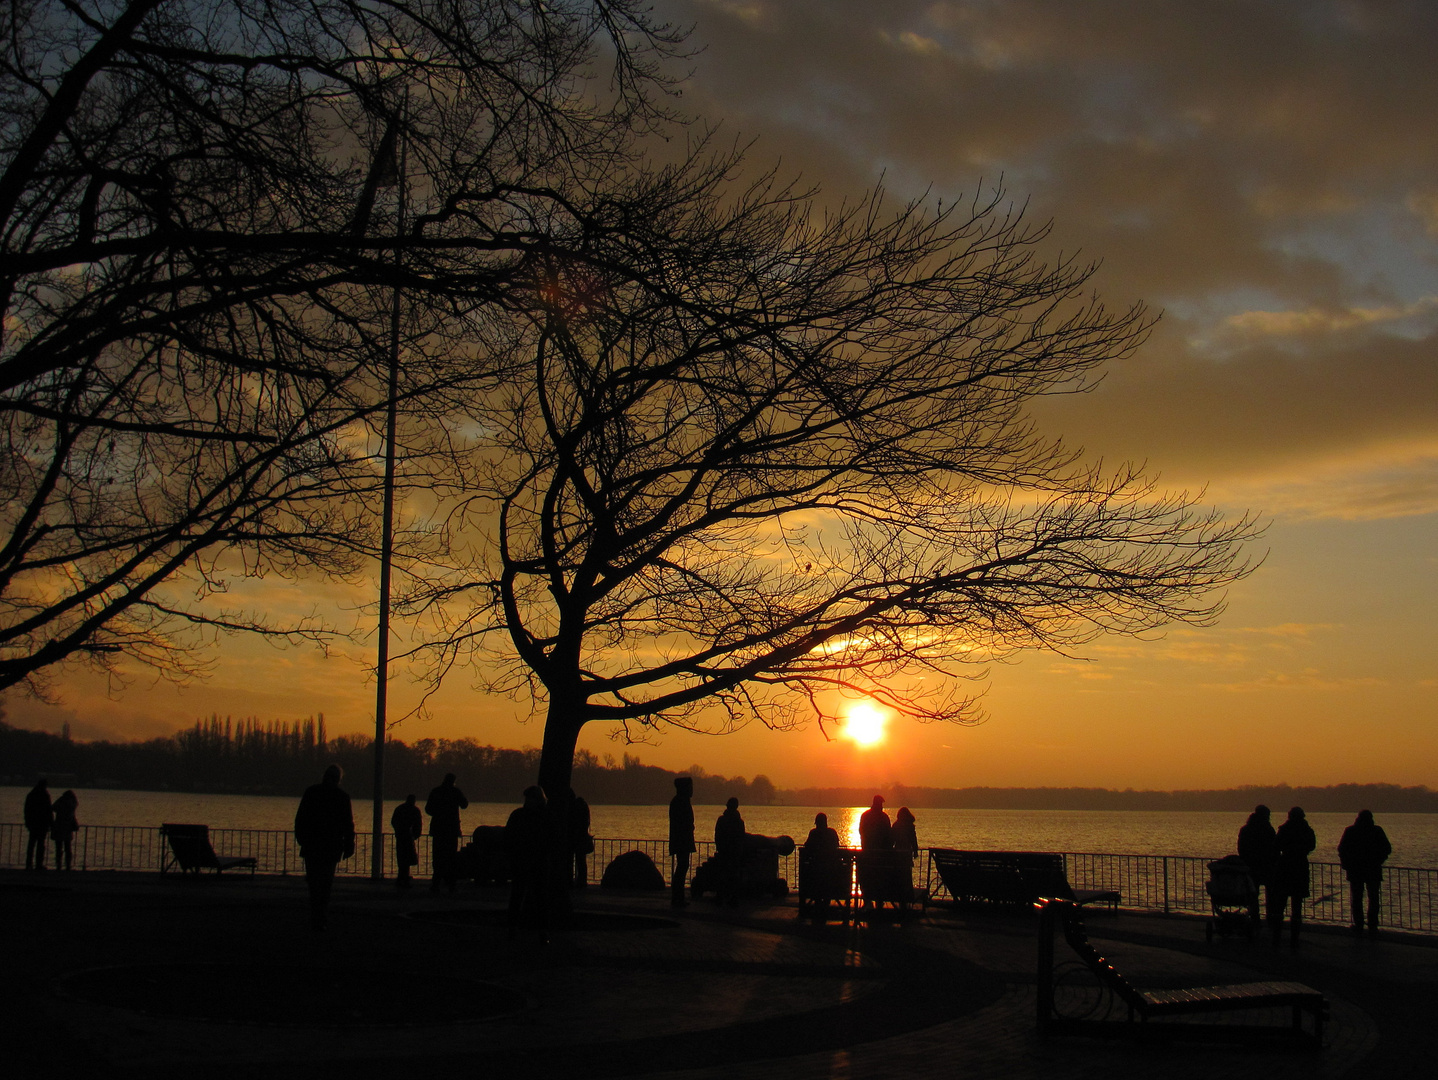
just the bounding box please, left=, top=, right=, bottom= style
left=6, top=1, right=1436, bottom=792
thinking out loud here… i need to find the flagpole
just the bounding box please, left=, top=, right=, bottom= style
left=371, top=103, right=407, bottom=882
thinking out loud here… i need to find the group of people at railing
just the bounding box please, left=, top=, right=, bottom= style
left=1234, top=803, right=1392, bottom=944
left=21, top=778, right=80, bottom=872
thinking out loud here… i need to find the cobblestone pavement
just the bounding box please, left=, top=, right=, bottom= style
left=2, top=871, right=1432, bottom=1079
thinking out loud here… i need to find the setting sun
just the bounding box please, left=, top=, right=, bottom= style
left=840, top=701, right=888, bottom=748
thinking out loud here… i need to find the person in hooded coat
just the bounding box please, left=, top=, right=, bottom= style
left=1270, top=806, right=1316, bottom=947
left=1237, top=804, right=1277, bottom=928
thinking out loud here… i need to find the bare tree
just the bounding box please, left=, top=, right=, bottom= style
left=0, top=0, right=685, bottom=693
left=404, top=156, right=1261, bottom=797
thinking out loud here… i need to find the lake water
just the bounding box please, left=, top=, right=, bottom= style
left=6, top=786, right=1437, bottom=867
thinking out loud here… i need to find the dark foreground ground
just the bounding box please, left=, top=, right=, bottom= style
left=2, top=869, right=1433, bottom=1079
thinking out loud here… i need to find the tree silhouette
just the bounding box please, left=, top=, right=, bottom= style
left=0, top=0, right=684, bottom=693
left=404, top=157, right=1261, bottom=797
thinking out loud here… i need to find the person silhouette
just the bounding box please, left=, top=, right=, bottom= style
left=714, top=797, right=745, bottom=907
left=51, top=789, right=79, bottom=871
left=506, top=786, right=549, bottom=937
left=805, top=812, right=841, bottom=854
left=1338, top=809, right=1392, bottom=936
left=294, top=764, right=356, bottom=930
left=23, top=778, right=52, bottom=872
left=425, top=773, right=469, bottom=894
left=893, top=807, right=918, bottom=862
left=858, top=795, right=892, bottom=851
left=1271, top=806, right=1316, bottom=947
left=570, top=792, right=593, bottom=888
left=668, top=776, right=695, bottom=908
left=391, top=793, right=423, bottom=889
left=804, top=812, right=844, bottom=919
left=1237, top=804, right=1277, bottom=929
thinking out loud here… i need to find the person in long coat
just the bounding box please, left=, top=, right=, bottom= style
left=1338, top=809, right=1392, bottom=936
left=858, top=795, right=892, bottom=852
left=51, top=789, right=80, bottom=871
left=668, top=776, right=695, bottom=908
left=506, top=786, right=550, bottom=936
left=24, top=778, right=52, bottom=871
left=425, top=773, right=469, bottom=894
left=1237, top=804, right=1278, bottom=928
left=714, top=797, right=746, bottom=907
left=391, top=794, right=423, bottom=889
left=294, top=764, right=356, bottom=930
left=1270, top=806, right=1316, bottom=946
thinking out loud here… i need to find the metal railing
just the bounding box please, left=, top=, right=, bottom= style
left=4, top=823, right=1435, bottom=935
left=924, top=849, right=1438, bottom=935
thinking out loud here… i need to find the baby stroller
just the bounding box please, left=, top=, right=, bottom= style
left=1204, top=854, right=1258, bottom=942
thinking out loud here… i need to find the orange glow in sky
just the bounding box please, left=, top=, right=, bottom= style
left=840, top=701, right=888, bottom=748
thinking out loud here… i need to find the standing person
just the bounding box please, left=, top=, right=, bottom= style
left=893, top=807, right=919, bottom=862
left=294, top=764, right=356, bottom=931
left=570, top=793, right=594, bottom=888
left=668, top=776, right=696, bottom=908
left=804, top=812, right=844, bottom=919
left=425, top=772, right=469, bottom=894
left=23, top=778, right=52, bottom=872
left=1338, top=809, right=1392, bottom=937
left=390, top=794, right=423, bottom=889
left=51, top=789, right=79, bottom=871
left=1237, top=804, right=1278, bottom=930
left=1270, top=806, right=1316, bottom=947
left=714, top=797, right=746, bottom=907
left=506, top=786, right=549, bottom=937
left=858, top=795, right=892, bottom=851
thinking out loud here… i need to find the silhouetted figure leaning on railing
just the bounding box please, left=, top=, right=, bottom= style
left=294, top=764, right=356, bottom=931
left=391, top=793, right=422, bottom=889
left=1339, top=809, right=1392, bottom=937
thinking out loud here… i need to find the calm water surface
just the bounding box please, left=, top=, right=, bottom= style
left=6, top=787, right=1436, bottom=867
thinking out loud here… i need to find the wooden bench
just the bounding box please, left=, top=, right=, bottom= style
left=930, top=849, right=1120, bottom=910
left=855, top=849, right=924, bottom=921
left=797, top=846, right=855, bottom=922
left=160, top=823, right=258, bottom=876
left=1036, top=898, right=1327, bottom=1048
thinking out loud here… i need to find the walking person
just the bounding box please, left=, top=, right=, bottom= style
left=23, top=778, right=52, bottom=872
left=51, top=789, right=79, bottom=871
left=714, top=797, right=746, bottom=907
left=1270, top=806, right=1316, bottom=947
left=391, top=793, right=423, bottom=889
left=294, top=764, right=356, bottom=931
left=1338, top=809, right=1392, bottom=937
left=668, top=776, right=695, bottom=908
left=425, top=772, right=469, bottom=894
left=1237, top=804, right=1278, bottom=930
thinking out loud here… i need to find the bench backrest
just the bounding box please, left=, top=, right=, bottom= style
left=161, top=823, right=219, bottom=869
left=931, top=849, right=1076, bottom=904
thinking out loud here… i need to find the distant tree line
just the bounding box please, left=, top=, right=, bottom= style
left=0, top=719, right=775, bottom=805
left=782, top=784, right=1438, bottom=814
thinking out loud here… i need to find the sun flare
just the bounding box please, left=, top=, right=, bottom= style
left=840, top=701, right=888, bottom=748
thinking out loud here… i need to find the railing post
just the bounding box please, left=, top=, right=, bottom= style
left=1162, top=857, right=1171, bottom=914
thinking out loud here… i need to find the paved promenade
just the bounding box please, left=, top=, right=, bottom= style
left=2, top=869, right=1433, bottom=1079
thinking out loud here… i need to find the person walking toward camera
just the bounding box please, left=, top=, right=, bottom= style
left=1270, top=806, right=1316, bottom=947
left=1338, top=809, right=1391, bottom=937
left=294, top=764, right=356, bottom=931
